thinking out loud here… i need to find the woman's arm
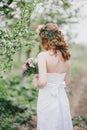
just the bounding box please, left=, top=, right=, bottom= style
left=64, top=60, right=71, bottom=87
left=32, top=52, right=47, bottom=88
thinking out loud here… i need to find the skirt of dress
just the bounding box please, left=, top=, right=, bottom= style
left=37, top=81, right=73, bottom=130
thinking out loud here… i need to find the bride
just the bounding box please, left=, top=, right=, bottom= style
left=28, top=23, right=73, bottom=130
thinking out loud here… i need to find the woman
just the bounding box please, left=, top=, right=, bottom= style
left=27, top=23, right=73, bottom=130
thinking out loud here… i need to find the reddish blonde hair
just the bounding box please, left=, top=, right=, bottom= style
left=39, top=23, right=71, bottom=61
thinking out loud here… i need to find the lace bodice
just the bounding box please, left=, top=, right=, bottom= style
left=47, top=72, right=66, bottom=84
left=39, top=73, right=66, bottom=97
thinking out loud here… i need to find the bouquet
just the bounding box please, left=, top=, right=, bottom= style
left=22, top=58, right=38, bottom=76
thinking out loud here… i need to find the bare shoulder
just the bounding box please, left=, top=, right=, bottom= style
left=66, top=59, right=71, bottom=66
left=65, top=59, right=71, bottom=70
left=38, top=51, right=47, bottom=58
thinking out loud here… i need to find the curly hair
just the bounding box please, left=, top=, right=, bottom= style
left=39, top=23, right=71, bottom=61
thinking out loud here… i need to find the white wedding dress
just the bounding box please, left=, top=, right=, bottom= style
left=37, top=73, right=73, bottom=130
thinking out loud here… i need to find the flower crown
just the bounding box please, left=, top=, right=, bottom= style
left=36, top=25, right=61, bottom=40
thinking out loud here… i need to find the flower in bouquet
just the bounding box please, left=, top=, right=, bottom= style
left=23, top=58, right=38, bottom=76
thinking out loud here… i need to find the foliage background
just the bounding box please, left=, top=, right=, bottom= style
left=0, top=0, right=87, bottom=130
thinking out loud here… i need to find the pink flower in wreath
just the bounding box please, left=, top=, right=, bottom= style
left=36, top=25, right=43, bottom=34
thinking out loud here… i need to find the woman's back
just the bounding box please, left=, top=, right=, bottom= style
left=44, top=50, right=70, bottom=74
left=37, top=50, right=71, bottom=86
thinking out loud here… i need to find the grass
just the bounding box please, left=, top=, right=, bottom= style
left=70, top=44, right=87, bottom=80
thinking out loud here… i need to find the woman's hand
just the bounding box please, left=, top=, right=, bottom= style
left=32, top=74, right=39, bottom=87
